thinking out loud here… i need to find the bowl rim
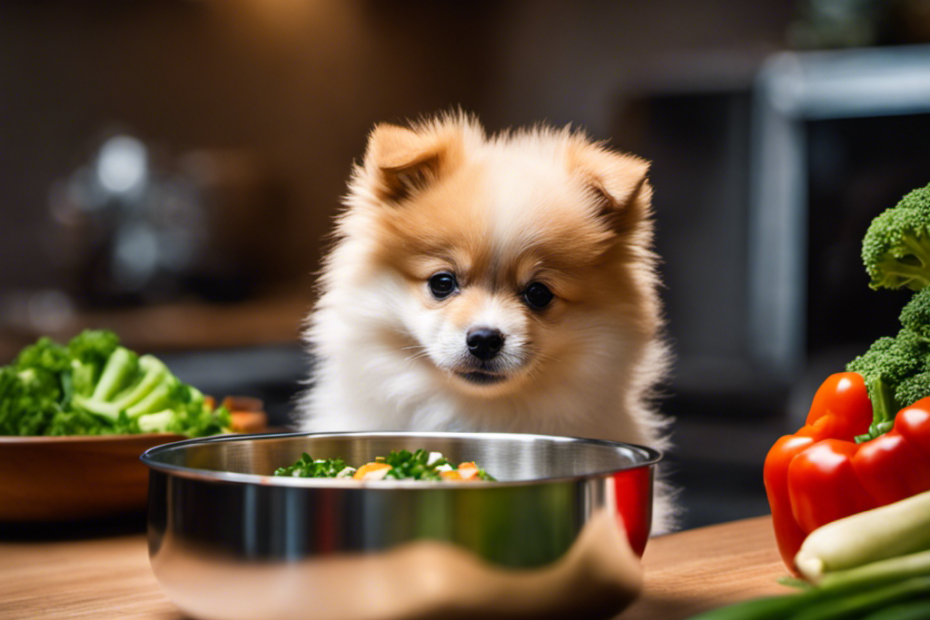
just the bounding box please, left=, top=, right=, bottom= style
left=140, top=430, right=662, bottom=489
left=0, top=432, right=187, bottom=445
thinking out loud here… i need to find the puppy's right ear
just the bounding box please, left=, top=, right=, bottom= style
left=363, top=123, right=456, bottom=203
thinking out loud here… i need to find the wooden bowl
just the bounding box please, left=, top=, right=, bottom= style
left=0, top=398, right=269, bottom=522
left=0, top=433, right=186, bottom=522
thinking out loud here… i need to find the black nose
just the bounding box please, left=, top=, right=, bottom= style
left=466, top=327, right=504, bottom=361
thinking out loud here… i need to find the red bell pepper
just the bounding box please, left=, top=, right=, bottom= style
left=763, top=372, right=930, bottom=571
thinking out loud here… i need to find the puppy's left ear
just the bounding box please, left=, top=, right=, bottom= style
left=569, top=143, right=652, bottom=232
left=363, top=123, right=460, bottom=203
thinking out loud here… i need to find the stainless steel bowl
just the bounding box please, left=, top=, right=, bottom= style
left=142, top=431, right=660, bottom=620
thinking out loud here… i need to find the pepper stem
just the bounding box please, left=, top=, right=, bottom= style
left=858, top=378, right=899, bottom=443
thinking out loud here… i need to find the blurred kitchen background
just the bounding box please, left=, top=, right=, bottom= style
left=4, top=0, right=930, bottom=530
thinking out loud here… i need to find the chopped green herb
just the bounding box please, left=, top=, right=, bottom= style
left=384, top=449, right=449, bottom=480
left=273, top=449, right=496, bottom=481
left=475, top=469, right=496, bottom=481
left=273, top=453, right=352, bottom=478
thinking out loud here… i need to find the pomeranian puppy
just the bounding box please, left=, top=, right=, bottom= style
left=299, top=113, right=674, bottom=530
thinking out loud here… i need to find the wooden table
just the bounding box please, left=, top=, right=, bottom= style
left=625, top=516, right=787, bottom=619
left=0, top=516, right=790, bottom=620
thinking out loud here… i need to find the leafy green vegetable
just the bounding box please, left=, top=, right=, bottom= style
left=274, top=453, right=352, bottom=478
left=384, top=449, right=451, bottom=481
left=686, top=550, right=930, bottom=620
left=844, top=286, right=930, bottom=441
left=847, top=329, right=930, bottom=440
left=899, top=287, right=930, bottom=341
left=862, top=182, right=930, bottom=291
left=67, top=329, right=120, bottom=398
left=860, top=599, right=930, bottom=620
left=0, top=329, right=230, bottom=437
left=844, top=185, right=930, bottom=440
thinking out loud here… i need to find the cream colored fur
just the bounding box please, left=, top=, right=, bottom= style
left=298, top=113, right=675, bottom=532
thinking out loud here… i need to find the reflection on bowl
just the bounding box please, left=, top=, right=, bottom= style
left=143, top=431, right=660, bottom=620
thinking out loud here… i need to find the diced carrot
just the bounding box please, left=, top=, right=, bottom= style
left=353, top=462, right=393, bottom=481
left=440, top=470, right=463, bottom=481
left=458, top=463, right=479, bottom=480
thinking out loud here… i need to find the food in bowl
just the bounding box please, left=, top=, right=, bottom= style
left=274, top=448, right=496, bottom=481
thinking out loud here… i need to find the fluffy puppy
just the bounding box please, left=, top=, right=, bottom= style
left=299, top=113, right=674, bottom=530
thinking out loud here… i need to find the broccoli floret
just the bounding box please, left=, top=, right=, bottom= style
left=67, top=329, right=120, bottom=398
left=91, top=347, right=140, bottom=401
left=137, top=410, right=177, bottom=434
left=165, top=384, right=231, bottom=438
left=69, top=351, right=228, bottom=436
left=113, top=355, right=169, bottom=410
left=15, top=337, right=71, bottom=377
left=0, top=338, right=74, bottom=435
left=847, top=329, right=930, bottom=440
left=862, top=182, right=930, bottom=291
left=67, top=329, right=119, bottom=368
left=0, top=364, right=65, bottom=436
left=878, top=288, right=930, bottom=415
left=894, top=371, right=930, bottom=414
left=900, top=287, right=930, bottom=340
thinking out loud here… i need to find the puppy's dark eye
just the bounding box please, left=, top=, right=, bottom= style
left=428, top=272, right=457, bottom=299
left=523, top=282, right=554, bottom=309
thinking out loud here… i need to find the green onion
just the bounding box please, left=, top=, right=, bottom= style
left=687, top=550, right=930, bottom=620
